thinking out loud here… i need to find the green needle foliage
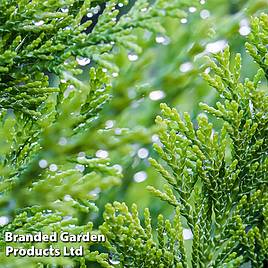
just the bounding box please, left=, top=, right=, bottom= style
left=101, top=14, right=268, bottom=267
left=0, top=0, right=191, bottom=267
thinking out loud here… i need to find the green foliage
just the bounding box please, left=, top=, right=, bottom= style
left=101, top=203, right=186, bottom=267
left=0, top=0, right=267, bottom=267
left=0, top=0, right=191, bottom=267
left=101, top=14, right=268, bottom=267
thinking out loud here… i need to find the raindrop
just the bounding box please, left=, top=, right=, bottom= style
left=58, top=137, right=67, bottom=146
left=118, top=3, right=124, bottom=8
left=133, top=171, right=147, bottom=183
left=87, top=12, right=93, bottom=18
left=152, top=134, right=160, bottom=143
left=93, top=5, right=100, bottom=14
left=149, top=90, right=165, bottom=101
left=180, top=62, right=193, bottom=73
left=183, top=228, right=193, bottom=240
left=239, top=26, right=250, bottom=36
left=39, top=159, right=48, bottom=169
left=61, top=7, right=69, bottom=13
left=205, top=40, right=227, bottom=53
left=138, top=148, right=149, bottom=159
left=102, top=68, right=108, bottom=73
left=180, top=18, right=188, bottom=24
left=114, top=128, right=122, bottom=135
left=64, top=195, right=72, bottom=201
left=76, top=57, right=91, bottom=66
left=155, top=35, right=170, bottom=45
left=112, top=72, right=119, bottom=77
left=113, top=164, right=123, bottom=173
left=49, top=164, right=58, bottom=172
left=33, top=20, right=44, bottom=26
left=128, top=53, right=138, bottom=62
left=89, top=187, right=101, bottom=197
left=200, top=9, right=210, bottom=19
left=109, top=254, right=120, bottom=265
left=96, top=150, right=109, bottom=159
left=204, top=67, right=211, bottom=74
left=64, top=85, right=75, bottom=98
left=189, top=7, right=197, bottom=13
left=78, top=152, right=86, bottom=158
left=105, top=120, right=114, bottom=129
left=75, top=164, right=85, bottom=172
left=249, top=100, right=254, bottom=115
left=0, top=216, right=10, bottom=226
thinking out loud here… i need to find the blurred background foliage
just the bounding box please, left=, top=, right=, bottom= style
left=72, top=0, right=268, bottom=227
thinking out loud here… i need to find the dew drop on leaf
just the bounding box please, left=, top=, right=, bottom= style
left=155, top=35, right=170, bottom=45
left=33, top=20, right=44, bottom=26
left=128, top=53, right=138, bottom=62
left=76, top=57, right=91, bottom=66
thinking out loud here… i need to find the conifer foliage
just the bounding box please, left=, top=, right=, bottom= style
left=0, top=0, right=267, bottom=267
left=0, top=0, right=189, bottom=267
left=101, top=14, right=268, bottom=267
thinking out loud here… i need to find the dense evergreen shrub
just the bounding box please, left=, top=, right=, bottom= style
left=0, top=0, right=267, bottom=267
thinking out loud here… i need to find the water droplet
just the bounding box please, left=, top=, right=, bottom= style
left=189, top=7, right=197, bottom=13
left=96, top=150, right=109, bottom=159
left=205, top=40, right=227, bottom=53
left=249, top=100, right=254, bottom=115
left=102, top=68, right=108, bottom=73
left=118, top=3, right=124, bottom=8
left=180, top=62, right=193, bottom=73
left=133, top=171, right=147, bottom=183
left=75, top=164, right=85, bottom=172
left=155, top=35, right=170, bottom=45
left=0, top=216, right=10, bottom=226
left=204, top=67, right=211, bottom=74
left=183, top=228, right=193, bottom=240
left=64, top=85, right=75, bottom=98
left=39, top=159, right=48, bottom=169
left=200, top=0, right=206, bottom=4
left=105, top=120, right=114, bottom=129
left=64, top=195, right=72, bottom=201
left=200, top=9, right=210, bottom=19
left=112, top=72, right=119, bottom=77
left=76, top=57, right=91, bottom=66
left=239, top=26, right=250, bottom=36
left=180, top=18, right=188, bottom=24
left=58, top=137, right=67, bottom=146
left=109, top=257, right=120, bottom=265
left=152, top=134, right=159, bottom=143
left=89, top=187, right=101, bottom=197
left=61, top=7, right=69, bottom=13
left=33, top=20, right=44, bottom=26
left=78, top=152, right=86, bottom=158
left=128, top=53, right=138, bottom=62
left=49, top=164, right=58, bottom=172
left=137, top=148, right=149, bottom=159
left=113, top=164, right=123, bottom=173
left=93, top=5, right=100, bottom=14
left=141, top=7, right=147, bottom=12
left=149, top=90, right=165, bottom=101
left=87, top=12, right=93, bottom=18
left=114, top=128, right=122, bottom=135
